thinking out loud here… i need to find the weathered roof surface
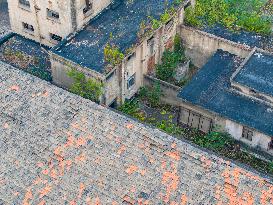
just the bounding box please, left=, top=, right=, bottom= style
left=1, top=62, right=273, bottom=204
left=203, top=25, right=273, bottom=52
left=0, top=33, right=51, bottom=81
left=233, top=51, right=273, bottom=97
left=53, top=0, right=179, bottom=73
left=0, top=0, right=10, bottom=38
left=178, top=50, right=273, bottom=137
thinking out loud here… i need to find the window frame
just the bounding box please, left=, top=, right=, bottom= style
left=127, top=73, right=136, bottom=89
left=47, top=8, right=60, bottom=20
left=19, top=0, right=30, bottom=8
left=242, top=126, right=253, bottom=141
left=22, top=22, right=34, bottom=33
left=49, top=33, right=62, bottom=43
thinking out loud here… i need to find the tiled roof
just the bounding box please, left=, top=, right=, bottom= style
left=233, top=51, right=273, bottom=98
left=53, top=0, right=181, bottom=73
left=178, top=50, right=273, bottom=137
left=1, top=62, right=273, bottom=204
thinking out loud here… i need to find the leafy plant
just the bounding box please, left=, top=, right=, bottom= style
left=67, top=68, right=104, bottom=103
left=104, top=43, right=124, bottom=66
left=118, top=99, right=146, bottom=121
left=185, top=0, right=272, bottom=35
left=138, top=82, right=162, bottom=108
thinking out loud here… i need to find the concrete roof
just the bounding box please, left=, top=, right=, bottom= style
left=0, top=33, right=51, bottom=80
left=1, top=62, right=273, bottom=204
left=53, top=0, right=181, bottom=73
left=178, top=50, right=273, bottom=137
left=233, top=51, right=273, bottom=98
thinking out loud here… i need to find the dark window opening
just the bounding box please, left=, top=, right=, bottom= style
left=127, top=52, right=136, bottom=61
left=83, top=0, right=93, bottom=14
left=109, top=98, right=118, bottom=109
left=127, top=73, right=136, bottom=89
left=242, top=127, right=253, bottom=141
left=50, top=33, right=62, bottom=42
left=47, top=9, right=60, bottom=19
left=22, top=22, right=34, bottom=32
left=147, top=36, right=155, bottom=56
left=106, top=70, right=116, bottom=81
left=19, top=0, right=30, bottom=7
left=269, top=140, right=273, bottom=150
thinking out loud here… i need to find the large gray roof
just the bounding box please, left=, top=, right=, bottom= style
left=0, top=62, right=272, bottom=204
left=233, top=51, right=273, bottom=98
left=178, top=50, right=273, bottom=137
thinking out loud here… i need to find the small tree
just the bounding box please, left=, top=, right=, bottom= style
left=67, top=69, right=104, bottom=103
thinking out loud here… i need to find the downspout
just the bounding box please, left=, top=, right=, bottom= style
left=32, top=0, right=42, bottom=45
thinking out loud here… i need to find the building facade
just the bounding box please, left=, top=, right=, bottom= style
left=7, top=0, right=112, bottom=46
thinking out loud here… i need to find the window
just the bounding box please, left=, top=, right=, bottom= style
left=47, top=9, right=60, bottom=19
left=22, top=22, right=34, bottom=32
left=19, top=0, right=30, bottom=7
left=127, top=52, right=136, bottom=61
left=165, top=18, right=174, bottom=31
left=242, top=127, right=253, bottom=141
left=127, top=73, right=136, bottom=89
left=147, top=36, right=155, bottom=56
left=106, top=70, right=116, bottom=81
left=50, top=33, right=62, bottom=42
left=269, top=140, right=273, bottom=150
left=83, top=0, right=93, bottom=14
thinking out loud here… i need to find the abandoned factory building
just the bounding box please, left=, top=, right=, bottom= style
left=1, top=61, right=273, bottom=204
left=178, top=49, right=273, bottom=155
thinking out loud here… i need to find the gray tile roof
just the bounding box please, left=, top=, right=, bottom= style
left=233, top=51, right=273, bottom=98
left=178, top=50, right=273, bottom=137
left=0, top=62, right=272, bottom=204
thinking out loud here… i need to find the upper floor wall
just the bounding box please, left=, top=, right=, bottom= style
left=7, top=0, right=111, bottom=47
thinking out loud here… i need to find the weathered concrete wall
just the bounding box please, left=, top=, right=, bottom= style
left=179, top=25, right=252, bottom=68
left=144, top=75, right=181, bottom=106
left=178, top=100, right=273, bottom=155
left=0, top=62, right=273, bottom=204
left=51, top=52, right=120, bottom=106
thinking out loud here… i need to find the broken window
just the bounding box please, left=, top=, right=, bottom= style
left=50, top=33, right=62, bottom=42
left=242, top=127, right=253, bottom=141
left=22, top=22, right=34, bottom=32
left=47, top=9, right=60, bottom=19
left=19, top=0, right=30, bottom=7
left=83, top=0, right=93, bottom=14
left=127, top=73, right=136, bottom=89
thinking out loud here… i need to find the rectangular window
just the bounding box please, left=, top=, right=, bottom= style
left=50, top=33, right=62, bottom=42
left=22, top=22, right=34, bottom=32
left=19, top=0, right=30, bottom=7
left=47, top=9, right=60, bottom=19
left=165, top=18, right=174, bottom=31
left=242, top=127, right=253, bottom=141
left=147, top=36, right=155, bottom=56
left=83, top=0, right=93, bottom=14
left=127, top=73, right=136, bottom=89
left=269, top=140, right=273, bottom=150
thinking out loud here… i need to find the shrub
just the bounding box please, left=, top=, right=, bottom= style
left=104, top=43, right=124, bottom=66
left=139, top=82, right=162, bottom=108
left=67, top=69, right=103, bottom=103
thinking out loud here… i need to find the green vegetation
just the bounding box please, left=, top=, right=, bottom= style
left=118, top=86, right=273, bottom=175
left=67, top=69, right=103, bottom=103
left=155, top=35, right=186, bottom=82
left=2, top=48, right=52, bottom=81
left=104, top=43, right=124, bottom=66
left=185, top=0, right=272, bottom=35
left=138, top=82, right=162, bottom=108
